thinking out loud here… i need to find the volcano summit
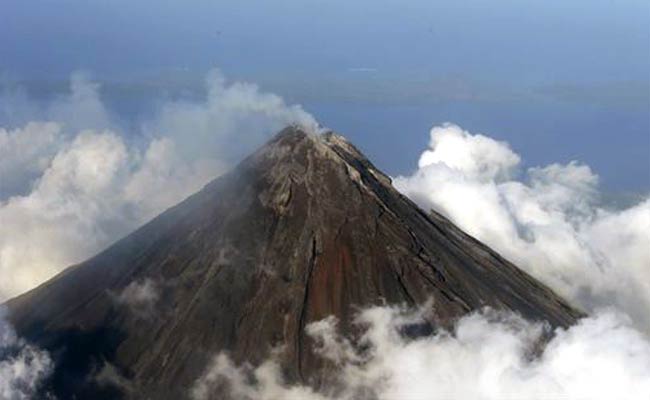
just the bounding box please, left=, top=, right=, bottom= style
left=5, top=126, right=582, bottom=398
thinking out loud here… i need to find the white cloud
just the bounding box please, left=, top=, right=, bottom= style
left=191, top=353, right=327, bottom=400
left=114, top=279, right=159, bottom=317
left=0, top=69, right=318, bottom=300
left=0, top=130, right=137, bottom=298
left=0, top=308, right=52, bottom=400
left=149, top=70, right=320, bottom=164
left=192, top=306, right=650, bottom=400
left=45, top=72, right=112, bottom=134
left=0, top=122, right=65, bottom=198
left=393, top=123, right=650, bottom=333
left=417, top=124, right=521, bottom=182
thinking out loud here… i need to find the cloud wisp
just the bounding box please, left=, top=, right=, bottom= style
left=112, top=278, right=160, bottom=319
left=192, top=305, right=650, bottom=400
left=0, top=70, right=318, bottom=300
left=393, top=123, right=650, bottom=333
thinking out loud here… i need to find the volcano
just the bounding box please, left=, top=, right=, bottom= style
left=5, top=126, right=582, bottom=399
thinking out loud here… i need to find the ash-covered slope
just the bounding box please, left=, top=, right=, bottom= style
left=6, top=126, right=582, bottom=399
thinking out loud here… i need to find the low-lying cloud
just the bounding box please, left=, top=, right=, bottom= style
left=0, top=70, right=318, bottom=300
left=394, top=123, right=650, bottom=333
left=0, top=308, right=52, bottom=399
left=192, top=305, right=650, bottom=400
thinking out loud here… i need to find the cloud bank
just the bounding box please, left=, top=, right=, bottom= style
left=192, top=306, right=650, bottom=400
left=393, top=123, right=650, bottom=333
left=0, top=309, right=52, bottom=399
left=0, top=70, right=318, bottom=300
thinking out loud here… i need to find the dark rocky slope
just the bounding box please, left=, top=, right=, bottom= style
left=5, top=127, right=583, bottom=398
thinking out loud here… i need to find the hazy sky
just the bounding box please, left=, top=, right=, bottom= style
left=1, top=0, right=649, bottom=192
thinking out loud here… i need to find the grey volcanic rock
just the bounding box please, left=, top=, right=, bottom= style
left=5, top=126, right=583, bottom=399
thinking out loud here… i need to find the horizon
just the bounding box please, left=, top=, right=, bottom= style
left=2, top=0, right=649, bottom=193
